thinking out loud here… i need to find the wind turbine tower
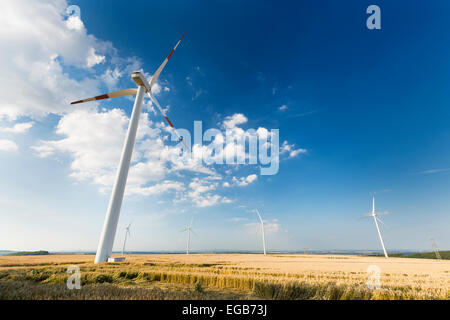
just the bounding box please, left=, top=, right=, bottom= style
left=121, top=222, right=132, bottom=255
left=368, top=197, right=389, bottom=258
left=254, top=209, right=267, bottom=256
left=181, top=217, right=196, bottom=255
left=430, top=238, right=442, bottom=260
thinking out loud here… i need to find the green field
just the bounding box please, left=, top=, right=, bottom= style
left=5, top=251, right=49, bottom=256
left=388, top=251, right=450, bottom=260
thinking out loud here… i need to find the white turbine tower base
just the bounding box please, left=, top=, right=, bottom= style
left=70, top=34, right=186, bottom=263
left=255, top=209, right=267, bottom=256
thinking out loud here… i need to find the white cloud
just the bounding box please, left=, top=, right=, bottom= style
left=280, top=141, right=307, bottom=158
left=101, top=67, right=122, bottom=89
left=0, top=0, right=255, bottom=209
left=222, top=114, right=248, bottom=129
left=0, top=0, right=306, bottom=209
left=232, top=174, right=258, bottom=187
left=187, top=178, right=230, bottom=207
left=31, top=108, right=160, bottom=191
left=278, top=104, right=288, bottom=111
left=288, top=149, right=306, bottom=158
left=256, top=127, right=269, bottom=140
left=417, top=168, right=450, bottom=175
left=230, top=217, right=248, bottom=222
left=245, top=219, right=281, bottom=235
left=86, top=47, right=105, bottom=68
left=0, top=139, right=18, bottom=152
left=127, top=180, right=185, bottom=197
left=0, top=0, right=139, bottom=120
left=0, top=122, right=34, bottom=133
left=31, top=108, right=218, bottom=203
left=65, top=14, right=84, bottom=31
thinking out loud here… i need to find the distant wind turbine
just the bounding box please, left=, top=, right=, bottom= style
left=181, top=217, right=196, bottom=255
left=363, top=197, right=389, bottom=258
left=430, top=238, right=442, bottom=260
left=121, top=222, right=132, bottom=256
left=254, top=209, right=267, bottom=256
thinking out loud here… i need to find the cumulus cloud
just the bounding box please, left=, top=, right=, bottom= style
left=222, top=114, right=248, bottom=129
left=2, top=1, right=307, bottom=208
left=31, top=108, right=219, bottom=202
left=0, top=0, right=139, bottom=120
left=32, top=108, right=134, bottom=183
left=0, top=122, right=34, bottom=134
left=31, top=109, right=166, bottom=190
left=86, top=47, right=105, bottom=68
left=101, top=67, right=122, bottom=89
left=0, top=139, right=18, bottom=152
left=127, top=180, right=185, bottom=197
left=278, top=104, right=288, bottom=111
left=280, top=141, right=307, bottom=158
left=232, top=174, right=258, bottom=187
left=187, top=178, right=231, bottom=207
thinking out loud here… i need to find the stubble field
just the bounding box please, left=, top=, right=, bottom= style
left=0, top=254, right=448, bottom=300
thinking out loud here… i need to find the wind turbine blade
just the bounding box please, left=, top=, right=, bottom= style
left=180, top=228, right=187, bottom=232
left=372, top=196, right=375, bottom=214
left=190, top=217, right=194, bottom=228
left=147, top=92, right=189, bottom=150
left=376, top=216, right=386, bottom=226
left=71, top=88, right=137, bottom=105
left=149, top=33, right=185, bottom=90
left=191, top=229, right=198, bottom=236
left=254, top=209, right=263, bottom=223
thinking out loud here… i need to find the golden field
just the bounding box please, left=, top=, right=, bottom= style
left=0, top=254, right=448, bottom=300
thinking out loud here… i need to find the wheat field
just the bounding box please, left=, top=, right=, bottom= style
left=0, top=254, right=448, bottom=299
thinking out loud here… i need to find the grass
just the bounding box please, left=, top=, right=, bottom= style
left=0, top=281, right=247, bottom=300
left=0, top=254, right=448, bottom=300
left=5, top=250, right=49, bottom=256
left=389, top=251, right=450, bottom=260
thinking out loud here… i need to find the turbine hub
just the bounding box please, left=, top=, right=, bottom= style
left=131, top=71, right=150, bottom=90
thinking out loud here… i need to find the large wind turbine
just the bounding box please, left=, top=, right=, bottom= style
left=181, top=217, right=196, bottom=255
left=254, top=209, right=267, bottom=256
left=71, top=34, right=187, bottom=263
left=365, top=197, right=388, bottom=258
left=121, top=222, right=132, bottom=256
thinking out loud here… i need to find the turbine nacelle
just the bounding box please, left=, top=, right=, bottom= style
left=131, top=71, right=151, bottom=90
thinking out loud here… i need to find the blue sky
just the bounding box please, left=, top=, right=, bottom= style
left=0, top=0, right=449, bottom=253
